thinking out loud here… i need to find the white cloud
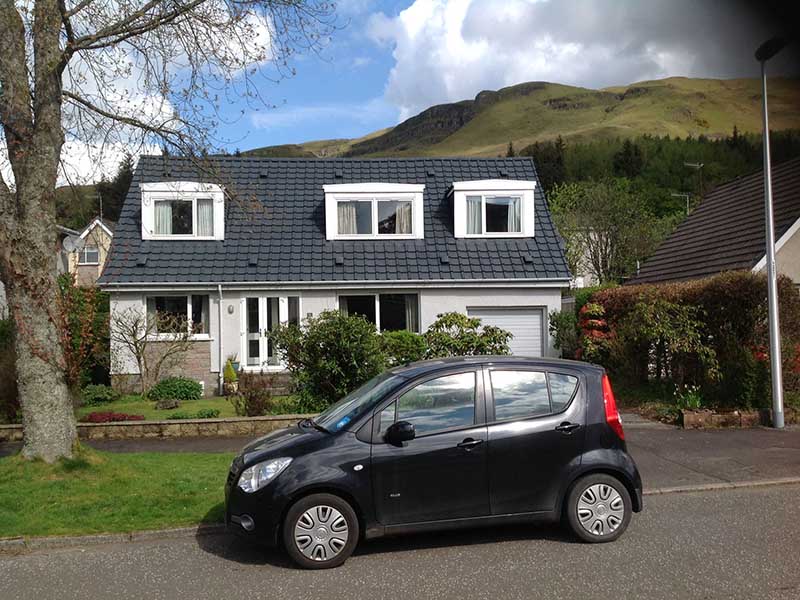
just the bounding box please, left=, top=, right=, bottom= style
left=368, top=0, right=798, bottom=119
left=250, top=97, right=395, bottom=133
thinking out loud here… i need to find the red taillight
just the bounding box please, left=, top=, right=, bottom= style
left=602, top=374, right=625, bottom=440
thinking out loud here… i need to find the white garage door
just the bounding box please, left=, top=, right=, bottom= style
left=467, top=307, right=544, bottom=357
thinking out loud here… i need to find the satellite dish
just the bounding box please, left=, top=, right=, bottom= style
left=62, top=235, right=85, bottom=253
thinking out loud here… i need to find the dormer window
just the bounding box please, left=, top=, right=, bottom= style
left=324, top=183, right=425, bottom=240
left=453, top=180, right=536, bottom=238
left=141, top=181, right=225, bottom=240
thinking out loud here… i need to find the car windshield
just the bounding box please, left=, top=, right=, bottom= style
left=314, top=371, right=406, bottom=432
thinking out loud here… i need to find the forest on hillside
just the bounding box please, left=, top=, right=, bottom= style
left=518, top=128, right=800, bottom=283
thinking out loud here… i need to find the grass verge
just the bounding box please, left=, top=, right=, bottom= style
left=0, top=448, right=233, bottom=538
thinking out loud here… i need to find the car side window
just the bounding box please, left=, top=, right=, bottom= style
left=378, top=403, right=396, bottom=437
left=549, top=373, right=579, bottom=411
left=394, top=372, right=476, bottom=436
left=490, top=370, right=550, bottom=421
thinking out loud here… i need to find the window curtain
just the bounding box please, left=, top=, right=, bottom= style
left=466, top=196, right=482, bottom=234
left=197, top=198, right=214, bottom=237
left=154, top=201, right=172, bottom=235
left=404, top=294, right=419, bottom=332
left=338, top=202, right=357, bottom=235
left=396, top=202, right=412, bottom=234
left=339, top=296, right=349, bottom=316
left=508, top=197, right=521, bottom=232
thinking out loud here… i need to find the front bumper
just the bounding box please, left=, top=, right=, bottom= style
left=224, top=468, right=283, bottom=547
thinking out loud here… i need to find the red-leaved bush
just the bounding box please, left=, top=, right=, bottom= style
left=80, top=412, right=145, bottom=423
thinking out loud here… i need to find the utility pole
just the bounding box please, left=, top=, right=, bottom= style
left=755, top=36, right=790, bottom=429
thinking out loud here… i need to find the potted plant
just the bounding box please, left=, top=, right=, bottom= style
left=223, top=359, right=239, bottom=395
left=227, top=353, right=240, bottom=372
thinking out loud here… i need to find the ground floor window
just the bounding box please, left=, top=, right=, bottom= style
left=339, top=293, right=419, bottom=332
left=146, top=295, right=209, bottom=335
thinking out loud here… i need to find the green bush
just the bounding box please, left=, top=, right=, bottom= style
left=195, top=408, right=220, bottom=419
left=167, top=408, right=220, bottom=420
left=549, top=309, right=579, bottom=359
left=424, top=312, right=512, bottom=358
left=381, top=330, right=427, bottom=367
left=81, top=384, right=121, bottom=406
left=271, top=310, right=385, bottom=412
left=223, top=360, right=238, bottom=383
left=589, top=271, right=800, bottom=409
left=147, top=377, right=202, bottom=402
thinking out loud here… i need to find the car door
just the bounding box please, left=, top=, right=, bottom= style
left=370, top=369, right=490, bottom=525
left=486, top=367, right=586, bottom=515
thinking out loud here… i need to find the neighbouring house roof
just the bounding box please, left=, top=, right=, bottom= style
left=631, top=156, right=800, bottom=284
left=79, top=216, right=115, bottom=240
left=100, top=156, right=570, bottom=286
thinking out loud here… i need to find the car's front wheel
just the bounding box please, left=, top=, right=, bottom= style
left=565, top=474, right=632, bottom=543
left=282, top=493, right=359, bottom=569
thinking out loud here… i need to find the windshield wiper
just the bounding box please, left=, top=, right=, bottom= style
left=299, top=417, right=329, bottom=434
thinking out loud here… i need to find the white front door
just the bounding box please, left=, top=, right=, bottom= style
left=467, top=307, right=544, bottom=357
left=243, top=296, right=286, bottom=368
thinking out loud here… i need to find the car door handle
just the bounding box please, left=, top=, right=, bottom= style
left=457, top=438, right=484, bottom=450
left=555, top=422, right=581, bottom=434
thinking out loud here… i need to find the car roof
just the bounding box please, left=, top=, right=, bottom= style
left=388, top=356, right=603, bottom=378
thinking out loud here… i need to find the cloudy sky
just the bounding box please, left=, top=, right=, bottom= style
left=234, top=0, right=798, bottom=149
left=44, top=0, right=798, bottom=182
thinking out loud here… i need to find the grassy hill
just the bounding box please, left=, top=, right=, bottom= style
left=246, top=77, right=800, bottom=158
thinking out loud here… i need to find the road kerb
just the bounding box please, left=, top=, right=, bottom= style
left=643, top=476, right=800, bottom=496
left=3, top=479, right=800, bottom=557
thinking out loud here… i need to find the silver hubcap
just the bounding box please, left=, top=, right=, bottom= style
left=294, top=505, right=349, bottom=561
left=577, top=483, right=625, bottom=536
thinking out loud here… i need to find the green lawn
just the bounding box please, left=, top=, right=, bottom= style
left=0, top=449, right=233, bottom=537
left=74, top=394, right=300, bottom=421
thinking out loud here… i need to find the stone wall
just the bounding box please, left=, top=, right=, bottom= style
left=0, top=414, right=312, bottom=443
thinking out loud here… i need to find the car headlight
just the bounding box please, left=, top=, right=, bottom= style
left=237, top=457, right=293, bottom=493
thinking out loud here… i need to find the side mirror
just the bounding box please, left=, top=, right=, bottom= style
left=386, top=421, right=415, bottom=445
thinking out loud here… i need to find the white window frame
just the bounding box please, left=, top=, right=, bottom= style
left=145, top=294, right=211, bottom=341
left=336, top=292, right=420, bottom=333
left=452, top=179, right=536, bottom=238
left=324, top=183, right=425, bottom=240
left=78, top=245, right=100, bottom=265
left=140, top=181, right=225, bottom=241
left=239, top=295, right=303, bottom=372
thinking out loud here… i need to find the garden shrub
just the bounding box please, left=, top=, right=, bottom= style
left=588, top=271, right=800, bottom=409
left=548, top=309, right=579, bottom=359
left=229, top=371, right=276, bottom=417
left=381, top=330, right=427, bottom=367
left=166, top=411, right=193, bottom=420
left=424, top=312, right=512, bottom=358
left=271, top=310, right=385, bottom=412
left=147, top=376, right=202, bottom=402
left=223, top=360, right=238, bottom=383
left=80, top=412, right=145, bottom=423
left=195, top=408, right=221, bottom=419
left=81, top=384, right=121, bottom=406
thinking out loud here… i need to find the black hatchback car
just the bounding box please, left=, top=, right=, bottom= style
left=225, top=357, right=642, bottom=569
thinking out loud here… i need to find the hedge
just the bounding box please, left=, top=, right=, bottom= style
left=587, top=271, right=800, bottom=409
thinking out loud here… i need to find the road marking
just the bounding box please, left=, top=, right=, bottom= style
left=644, top=476, right=800, bottom=496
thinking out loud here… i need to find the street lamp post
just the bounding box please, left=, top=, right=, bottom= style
left=755, top=36, right=789, bottom=429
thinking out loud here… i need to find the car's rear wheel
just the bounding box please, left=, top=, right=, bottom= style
left=282, top=493, right=359, bottom=569
left=565, top=474, right=632, bottom=543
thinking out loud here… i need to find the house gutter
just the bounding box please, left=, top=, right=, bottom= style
left=217, top=284, right=224, bottom=396
left=99, top=277, right=572, bottom=291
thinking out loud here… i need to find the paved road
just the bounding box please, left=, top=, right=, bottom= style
left=2, top=484, right=797, bottom=600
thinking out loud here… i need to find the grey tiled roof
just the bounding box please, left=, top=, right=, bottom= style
left=632, top=157, right=800, bottom=284
left=100, top=156, right=570, bottom=285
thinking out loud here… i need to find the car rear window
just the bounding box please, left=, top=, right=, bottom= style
left=491, top=370, right=550, bottom=421
left=549, top=373, right=579, bottom=411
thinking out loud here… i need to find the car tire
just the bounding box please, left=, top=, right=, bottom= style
left=282, top=493, right=360, bottom=569
left=565, top=474, right=632, bottom=543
